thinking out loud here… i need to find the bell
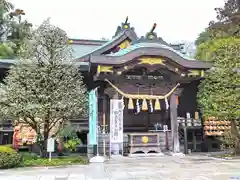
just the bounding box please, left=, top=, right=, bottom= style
left=154, top=99, right=161, bottom=110
left=128, top=98, right=134, bottom=109
left=142, top=99, right=148, bottom=111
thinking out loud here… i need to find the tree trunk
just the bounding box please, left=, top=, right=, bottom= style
left=38, top=122, right=50, bottom=158
left=230, top=119, right=240, bottom=155
left=234, top=137, right=240, bottom=155
left=57, top=137, right=64, bottom=156
left=38, top=141, right=46, bottom=158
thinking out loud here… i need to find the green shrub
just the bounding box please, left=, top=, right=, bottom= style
left=21, top=152, right=38, bottom=160
left=0, top=145, right=15, bottom=153
left=0, top=145, right=23, bottom=169
left=22, top=156, right=88, bottom=167
left=64, top=137, right=81, bottom=152
left=0, top=44, right=14, bottom=59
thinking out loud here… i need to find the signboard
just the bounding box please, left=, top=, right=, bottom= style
left=110, top=99, right=124, bottom=143
left=88, top=88, right=98, bottom=145
left=47, top=138, right=55, bottom=152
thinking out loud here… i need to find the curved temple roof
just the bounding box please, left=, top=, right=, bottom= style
left=75, top=27, right=138, bottom=62
left=90, top=43, right=211, bottom=69
left=107, top=43, right=195, bottom=60
left=74, top=19, right=211, bottom=70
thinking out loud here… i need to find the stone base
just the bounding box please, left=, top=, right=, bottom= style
left=89, top=155, right=107, bottom=163
left=110, top=155, right=124, bottom=159
left=128, top=153, right=164, bottom=157
left=168, top=152, right=185, bottom=156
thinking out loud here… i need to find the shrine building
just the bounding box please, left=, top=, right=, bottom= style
left=0, top=18, right=215, bottom=154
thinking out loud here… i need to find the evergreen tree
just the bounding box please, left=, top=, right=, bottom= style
left=197, top=37, right=240, bottom=153
left=0, top=0, right=32, bottom=57
left=0, top=20, right=88, bottom=156
left=0, top=0, right=14, bottom=58
left=195, top=29, right=212, bottom=46
left=209, top=0, right=240, bottom=37
left=7, top=9, right=32, bottom=56
left=195, top=0, right=240, bottom=47
left=0, top=0, right=13, bottom=41
left=196, top=1, right=240, bottom=153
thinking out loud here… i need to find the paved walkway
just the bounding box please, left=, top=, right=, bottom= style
left=0, top=155, right=240, bottom=180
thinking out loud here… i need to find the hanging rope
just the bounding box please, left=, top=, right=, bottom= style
left=105, top=79, right=180, bottom=100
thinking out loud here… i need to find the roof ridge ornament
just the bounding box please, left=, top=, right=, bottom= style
left=132, top=23, right=168, bottom=45
left=147, top=23, right=157, bottom=40
left=123, top=16, right=129, bottom=29
left=113, top=16, right=135, bottom=37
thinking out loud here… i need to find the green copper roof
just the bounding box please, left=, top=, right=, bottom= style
left=107, top=42, right=196, bottom=61
left=71, top=44, right=101, bottom=58
left=76, top=32, right=125, bottom=58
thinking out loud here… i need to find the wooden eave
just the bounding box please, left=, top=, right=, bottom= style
left=90, top=47, right=212, bottom=70
left=0, top=59, right=90, bottom=71
left=70, top=39, right=107, bottom=46
left=75, top=29, right=138, bottom=62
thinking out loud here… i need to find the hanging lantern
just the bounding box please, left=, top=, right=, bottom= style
left=142, top=99, right=148, bottom=111
left=154, top=99, right=161, bottom=110
left=128, top=98, right=134, bottom=109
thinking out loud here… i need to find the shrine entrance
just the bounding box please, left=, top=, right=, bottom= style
left=89, top=59, right=209, bottom=156
left=83, top=20, right=211, bottom=157
left=104, top=77, right=180, bottom=156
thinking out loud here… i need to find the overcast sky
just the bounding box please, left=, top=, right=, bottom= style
left=9, top=0, right=224, bottom=43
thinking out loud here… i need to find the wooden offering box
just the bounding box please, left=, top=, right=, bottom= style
left=128, top=132, right=161, bottom=155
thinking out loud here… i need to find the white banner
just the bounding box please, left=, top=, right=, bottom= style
left=110, top=99, right=124, bottom=143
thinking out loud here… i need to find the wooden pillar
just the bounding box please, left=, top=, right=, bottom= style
left=102, top=95, right=107, bottom=156
left=102, top=95, right=107, bottom=128
left=170, top=93, right=180, bottom=153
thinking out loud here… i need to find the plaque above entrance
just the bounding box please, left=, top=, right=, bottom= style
left=125, top=75, right=164, bottom=80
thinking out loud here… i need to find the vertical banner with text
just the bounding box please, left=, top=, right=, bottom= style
left=88, top=88, right=98, bottom=145
left=110, top=99, right=124, bottom=146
